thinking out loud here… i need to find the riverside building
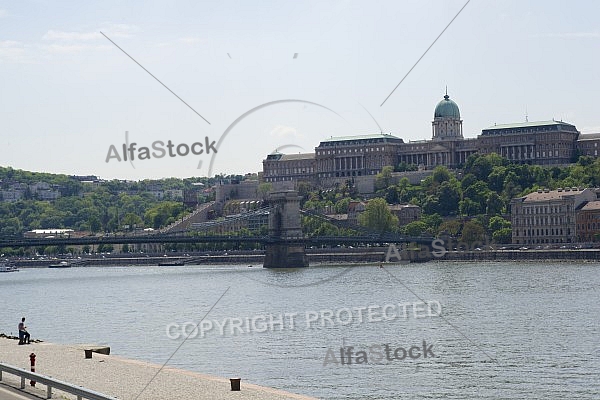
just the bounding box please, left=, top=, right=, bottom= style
left=262, top=92, right=600, bottom=190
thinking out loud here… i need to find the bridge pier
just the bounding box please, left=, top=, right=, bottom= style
left=264, top=190, right=308, bottom=268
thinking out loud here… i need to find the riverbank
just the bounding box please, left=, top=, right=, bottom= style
left=11, top=247, right=600, bottom=268
left=0, top=337, right=317, bottom=400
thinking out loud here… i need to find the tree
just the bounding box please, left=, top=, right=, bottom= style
left=258, top=182, right=273, bottom=200
left=492, top=228, right=512, bottom=243
left=432, top=166, right=451, bottom=185
left=459, top=198, right=481, bottom=216
left=437, top=180, right=461, bottom=216
left=486, top=192, right=504, bottom=215
left=461, top=220, right=487, bottom=244
left=488, top=216, right=511, bottom=232
left=334, top=198, right=352, bottom=214
left=375, top=166, right=394, bottom=190
left=404, top=221, right=428, bottom=236
left=358, top=198, right=398, bottom=233
left=439, top=220, right=462, bottom=237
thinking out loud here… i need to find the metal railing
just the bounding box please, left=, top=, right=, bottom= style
left=0, top=362, right=118, bottom=400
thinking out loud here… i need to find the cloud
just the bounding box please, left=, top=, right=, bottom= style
left=0, top=40, right=26, bottom=62
left=270, top=125, right=302, bottom=139
left=42, top=23, right=140, bottom=42
left=581, top=126, right=600, bottom=134
left=100, top=23, right=140, bottom=38
left=43, top=30, right=102, bottom=41
left=532, top=32, right=600, bottom=39
left=178, top=37, right=205, bottom=44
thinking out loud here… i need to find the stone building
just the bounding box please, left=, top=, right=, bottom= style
left=261, top=92, right=598, bottom=192
left=577, top=133, right=600, bottom=157
left=576, top=200, right=600, bottom=242
left=510, top=188, right=597, bottom=245
left=315, top=134, right=403, bottom=180
left=389, top=204, right=422, bottom=226
left=397, top=93, right=478, bottom=168
left=478, top=120, right=579, bottom=165
left=262, top=152, right=316, bottom=184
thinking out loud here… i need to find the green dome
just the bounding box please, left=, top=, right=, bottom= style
left=434, top=94, right=460, bottom=119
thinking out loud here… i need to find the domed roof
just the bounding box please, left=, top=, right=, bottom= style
left=434, top=94, right=460, bottom=119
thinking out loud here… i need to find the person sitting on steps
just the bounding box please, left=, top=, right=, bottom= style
left=18, top=317, right=30, bottom=345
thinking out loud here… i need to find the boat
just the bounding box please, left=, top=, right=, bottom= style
left=0, top=261, right=18, bottom=272
left=48, top=261, right=71, bottom=268
left=158, top=261, right=185, bottom=266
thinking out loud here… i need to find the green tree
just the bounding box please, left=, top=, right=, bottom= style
left=404, top=221, right=428, bottom=236
left=375, top=166, right=394, bottom=190
left=461, top=220, right=487, bottom=244
left=492, top=228, right=512, bottom=243
left=485, top=192, right=505, bottom=215
left=358, top=198, right=398, bottom=233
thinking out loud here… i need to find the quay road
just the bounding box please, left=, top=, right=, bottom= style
left=0, top=233, right=436, bottom=249
left=0, top=385, right=37, bottom=400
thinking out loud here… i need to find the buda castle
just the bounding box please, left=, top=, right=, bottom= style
left=263, top=93, right=600, bottom=189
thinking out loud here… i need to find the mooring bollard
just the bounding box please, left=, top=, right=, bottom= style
left=29, top=353, right=36, bottom=387
left=230, top=378, right=241, bottom=391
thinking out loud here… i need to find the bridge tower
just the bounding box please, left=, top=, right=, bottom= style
left=263, top=190, right=309, bottom=268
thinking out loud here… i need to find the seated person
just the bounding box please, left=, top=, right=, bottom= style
left=18, top=317, right=30, bottom=345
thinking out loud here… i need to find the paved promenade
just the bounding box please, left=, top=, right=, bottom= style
left=0, top=338, right=317, bottom=400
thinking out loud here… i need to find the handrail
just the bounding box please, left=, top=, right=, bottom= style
left=0, top=362, right=119, bottom=400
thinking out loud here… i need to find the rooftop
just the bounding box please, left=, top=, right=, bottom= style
left=279, top=153, right=315, bottom=161
left=578, top=132, right=600, bottom=140
left=522, top=188, right=589, bottom=202
left=319, top=133, right=402, bottom=143
left=484, top=120, right=576, bottom=131
left=434, top=94, right=460, bottom=119
left=580, top=200, right=600, bottom=211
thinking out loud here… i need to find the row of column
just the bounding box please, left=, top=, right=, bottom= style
left=335, top=156, right=363, bottom=171
left=500, top=145, right=534, bottom=160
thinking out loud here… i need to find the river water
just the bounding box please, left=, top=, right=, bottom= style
left=1, top=261, right=599, bottom=399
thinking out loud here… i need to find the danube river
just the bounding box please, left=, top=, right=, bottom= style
left=1, top=261, right=599, bottom=399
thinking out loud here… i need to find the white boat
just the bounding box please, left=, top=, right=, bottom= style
left=0, top=261, right=18, bottom=272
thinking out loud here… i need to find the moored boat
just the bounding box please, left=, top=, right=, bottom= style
left=48, top=261, right=71, bottom=268
left=0, top=261, right=18, bottom=272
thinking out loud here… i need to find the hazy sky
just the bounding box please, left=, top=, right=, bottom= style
left=1, top=1, right=599, bottom=180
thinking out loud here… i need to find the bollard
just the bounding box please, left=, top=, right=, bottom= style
left=230, top=378, right=241, bottom=391
left=29, top=353, right=36, bottom=387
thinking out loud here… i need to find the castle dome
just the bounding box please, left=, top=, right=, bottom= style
left=434, top=94, right=460, bottom=119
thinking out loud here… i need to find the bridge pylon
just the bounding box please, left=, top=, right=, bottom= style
left=263, top=190, right=308, bottom=268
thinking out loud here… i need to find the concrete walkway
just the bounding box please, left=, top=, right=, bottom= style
left=0, top=339, right=317, bottom=400
left=0, top=385, right=39, bottom=400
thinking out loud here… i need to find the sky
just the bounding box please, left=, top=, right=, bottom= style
left=1, top=0, right=599, bottom=180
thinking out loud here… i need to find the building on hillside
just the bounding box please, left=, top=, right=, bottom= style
left=215, top=179, right=260, bottom=204
left=577, top=133, right=600, bottom=157
left=478, top=120, right=579, bottom=165
left=347, top=201, right=367, bottom=225
left=261, top=92, right=600, bottom=193
left=315, top=134, right=403, bottom=181
left=262, top=152, right=316, bottom=184
left=389, top=204, right=422, bottom=225
left=510, top=188, right=597, bottom=245
left=576, top=200, right=600, bottom=242
left=1, top=190, right=24, bottom=202
left=397, top=93, right=478, bottom=168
